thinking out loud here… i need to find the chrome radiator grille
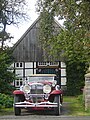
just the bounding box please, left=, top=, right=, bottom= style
left=30, top=84, right=44, bottom=103
left=30, top=84, right=43, bottom=94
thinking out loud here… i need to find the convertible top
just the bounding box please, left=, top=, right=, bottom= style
left=29, top=74, right=56, bottom=77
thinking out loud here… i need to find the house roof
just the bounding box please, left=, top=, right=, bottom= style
left=12, top=17, right=40, bottom=51
left=12, top=17, right=64, bottom=62
left=12, top=17, right=64, bottom=51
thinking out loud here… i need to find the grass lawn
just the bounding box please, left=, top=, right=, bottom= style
left=0, top=108, right=13, bottom=116
left=63, top=95, right=90, bottom=116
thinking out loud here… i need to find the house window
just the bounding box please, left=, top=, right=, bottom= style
left=20, top=63, right=22, bottom=67
left=16, top=63, right=19, bottom=67
left=15, top=78, right=23, bottom=87
left=16, top=62, right=23, bottom=68
left=38, top=62, right=59, bottom=66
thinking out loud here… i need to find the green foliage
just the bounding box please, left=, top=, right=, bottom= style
left=0, top=93, right=13, bottom=109
left=49, top=28, right=89, bottom=96
left=0, top=50, right=15, bottom=94
left=36, top=0, right=90, bottom=96
left=77, top=94, right=84, bottom=106
left=39, top=7, right=55, bottom=60
left=37, top=0, right=90, bottom=63
left=63, top=95, right=89, bottom=116
left=48, top=28, right=89, bottom=96
left=49, top=28, right=90, bottom=63
left=66, top=62, right=86, bottom=96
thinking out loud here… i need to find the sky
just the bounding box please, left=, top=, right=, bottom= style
left=6, top=0, right=38, bottom=46
left=6, top=0, right=64, bottom=47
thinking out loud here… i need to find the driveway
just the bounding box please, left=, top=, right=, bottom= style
left=0, top=102, right=90, bottom=120
left=0, top=113, right=90, bottom=120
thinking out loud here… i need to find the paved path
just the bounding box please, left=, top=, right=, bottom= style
left=0, top=114, right=90, bottom=120
left=0, top=102, right=90, bottom=120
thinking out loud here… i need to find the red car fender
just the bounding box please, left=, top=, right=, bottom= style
left=13, top=90, right=24, bottom=95
left=50, top=90, right=63, bottom=95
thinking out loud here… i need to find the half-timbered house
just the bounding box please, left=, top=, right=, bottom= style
left=10, top=17, right=66, bottom=88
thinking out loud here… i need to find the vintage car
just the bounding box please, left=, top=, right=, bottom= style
left=13, top=74, right=63, bottom=116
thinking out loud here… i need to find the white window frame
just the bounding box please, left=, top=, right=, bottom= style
left=38, top=62, right=59, bottom=66
left=15, top=62, right=23, bottom=68
left=15, top=78, right=23, bottom=87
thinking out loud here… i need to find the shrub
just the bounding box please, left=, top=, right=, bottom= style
left=66, top=62, right=86, bottom=96
left=0, top=93, right=13, bottom=109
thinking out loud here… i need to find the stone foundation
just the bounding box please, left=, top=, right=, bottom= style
left=85, top=72, right=90, bottom=110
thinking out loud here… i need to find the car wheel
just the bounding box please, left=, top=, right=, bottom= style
left=14, top=95, right=21, bottom=116
left=54, top=95, right=61, bottom=115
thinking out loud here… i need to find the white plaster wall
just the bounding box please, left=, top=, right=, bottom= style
left=15, top=69, right=23, bottom=76
left=61, top=77, right=67, bottom=85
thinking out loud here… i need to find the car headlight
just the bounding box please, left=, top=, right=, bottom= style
left=43, top=85, right=51, bottom=93
left=23, top=85, right=30, bottom=93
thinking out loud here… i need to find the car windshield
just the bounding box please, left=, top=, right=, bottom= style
left=28, top=76, right=54, bottom=82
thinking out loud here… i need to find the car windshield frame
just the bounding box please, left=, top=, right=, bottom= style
left=28, top=76, right=55, bottom=82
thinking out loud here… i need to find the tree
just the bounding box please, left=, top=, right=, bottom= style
left=37, top=0, right=90, bottom=63
left=0, top=0, right=28, bottom=49
left=0, top=0, right=28, bottom=94
left=37, top=0, right=55, bottom=60
left=37, top=0, right=90, bottom=95
left=0, top=49, right=15, bottom=94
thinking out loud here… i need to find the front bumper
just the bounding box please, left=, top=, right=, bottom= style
left=14, top=101, right=61, bottom=108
